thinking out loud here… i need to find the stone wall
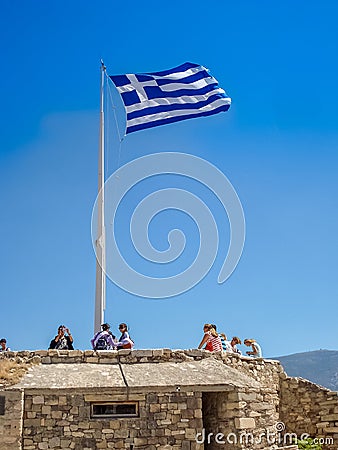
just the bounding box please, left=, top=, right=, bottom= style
left=0, top=350, right=283, bottom=450
left=280, top=376, right=338, bottom=449
left=201, top=387, right=279, bottom=450
left=0, top=349, right=283, bottom=390
left=2, top=350, right=337, bottom=450
left=0, top=389, right=24, bottom=450
left=22, top=389, right=203, bottom=450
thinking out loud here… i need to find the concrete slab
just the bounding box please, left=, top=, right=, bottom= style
left=12, top=363, right=124, bottom=389
left=122, top=358, right=260, bottom=390
left=11, top=358, right=259, bottom=391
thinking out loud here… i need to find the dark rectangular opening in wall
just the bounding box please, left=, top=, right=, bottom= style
left=202, top=391, right=232, bottom=449
left=0, top=396, right=5, bottom=415
left=91, top=402, right=138, bottom=418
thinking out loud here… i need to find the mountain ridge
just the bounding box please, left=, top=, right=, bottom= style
left=272, top=349, right=338, bottom=391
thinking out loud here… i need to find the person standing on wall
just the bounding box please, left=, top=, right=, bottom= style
left=49, top=325, right=74, bottom=350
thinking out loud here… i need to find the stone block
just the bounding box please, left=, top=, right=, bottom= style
left=116, top=349, right=131, bottom=356
left=319, top=400, right=337, bottom=406
left=185, top=349, right=203, bottom=358
left=187, top=398, right=200, bottom=409
left=41, top=406, right=51, bottom=415
left=177, top=402, right=187, bottom=410
left=68, top=350, right=83, bottom=357
left=134, top=350, right=153, bottom=357
left=194, top=409, right=203, bottom=419
left=58, top=396, right=67, bottom=405
left=316, top=421, right=330, bottom=428
left=238, top=392, right=260, bottom=401
left=227, top=392, right=241, bottom=401
left=45, top=397, right=58, bottom=405
left=32, top=396, right=44, bottom=405
left=250, top=402, right=273, bottom=411
left=324, top=427, right=338, bottom=433
left=234, top=417, right=256, bottom=429
left=149, top=403, right=161, bottom=413
left=181, top=441, right=191, bottom=450
left=147, top=393, right=158, bottom=403
left=321, top=413, right=338, bottom=421
left=249, top=411, right=261, bottom=417
left=34, top=350, right=48, bottom=356
left=24, top=418, right=41, bottom=427
left=114, top=429, right=129, bottom=438
left=38, top=443, right=48, bottom=450
left=167, top=403, right=178, bottom=410
left=49, top=436, right=60, bottom=447
left=85, top=357, right=99, bottom=363
left=185, top=428, right=197, bottom=439
left=30, top=356, right=41, bottom=365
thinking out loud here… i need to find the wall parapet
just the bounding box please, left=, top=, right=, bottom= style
left=0, top=348, right=282, bottom=367
left=1, top=349, right=283, bottom=391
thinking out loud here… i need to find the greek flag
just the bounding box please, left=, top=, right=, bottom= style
left=110, top=62, right=231, bottom=134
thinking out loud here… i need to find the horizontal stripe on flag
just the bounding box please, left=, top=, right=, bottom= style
left=127, top=93, right=230, bottom=120
left=117, top=74, right=216, bottom=95
left=120, top=82, right=220, bottom=107
left=125, top=89, right=226, bottom=114
left=127, top=97, right=230, bottom=128
left=127, top=104, right=230, bottom=134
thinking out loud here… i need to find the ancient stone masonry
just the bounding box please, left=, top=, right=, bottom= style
left=0, top=389, right=24, bottom=450
left=0, top=349, right=337, bottom=450
left=21, top=390, right=203, bottom=450
left=280, top=375, right=338, bottom=450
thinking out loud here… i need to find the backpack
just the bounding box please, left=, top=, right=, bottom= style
left=95, top=335, right=109, bottom=350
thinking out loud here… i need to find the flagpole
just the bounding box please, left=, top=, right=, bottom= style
left=94, top=60, right=106, bottom=333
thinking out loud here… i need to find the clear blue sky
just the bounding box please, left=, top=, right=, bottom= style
left=1, top=1, right=337, bottom=357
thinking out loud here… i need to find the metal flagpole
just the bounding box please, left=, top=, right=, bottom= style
left=94, top=60, right=106, bottom=333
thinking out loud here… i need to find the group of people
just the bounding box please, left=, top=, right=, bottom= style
left=2, top=323, right=262, bottom=357
left=91, top=323, right=134, bottom=350
left=198, top=323, right=262, bottom=358
left=48, top=322, right=134, bottom=351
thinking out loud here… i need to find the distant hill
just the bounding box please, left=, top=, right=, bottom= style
left=273, top=349, right=338, bottom=391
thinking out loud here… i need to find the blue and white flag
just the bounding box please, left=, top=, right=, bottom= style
left=110, top=62, right=231, bottom=134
